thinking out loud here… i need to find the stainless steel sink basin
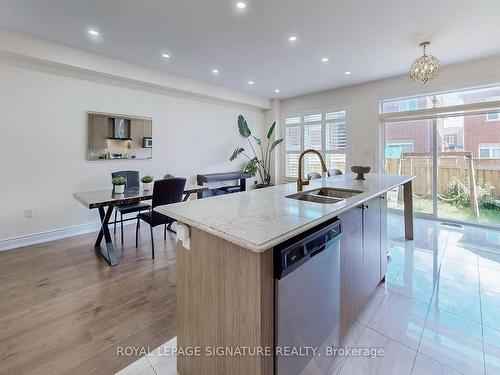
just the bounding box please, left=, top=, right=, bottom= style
left=286, top=187, right=364, bottom=204
left=312, top=187, right=364, bottom=199
left=286, top=193, right=344, bottom=204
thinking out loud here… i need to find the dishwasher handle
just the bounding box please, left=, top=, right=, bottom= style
left=309, top=244, right=326, bottom=258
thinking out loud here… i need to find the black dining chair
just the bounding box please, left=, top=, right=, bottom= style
left=135, top=178, right=186, bottom=259
left=111, top=170, right=151, bottom=244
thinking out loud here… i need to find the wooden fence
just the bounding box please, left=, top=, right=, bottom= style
left=385, top=158, right=500, bottom=199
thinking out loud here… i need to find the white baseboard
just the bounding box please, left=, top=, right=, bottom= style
left=0, top=222, right=101, bottom=251
left=0, top=220, right=141, bottom=252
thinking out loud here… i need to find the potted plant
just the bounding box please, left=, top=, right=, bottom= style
left=112, top=176, right=127, bottom=194
left=163, top=173, right=175, bottom=179
left=230, top=115, right=283, bottom=188
left=141, top=175, right=154, bottom=191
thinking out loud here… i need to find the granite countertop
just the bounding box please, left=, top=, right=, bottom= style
left=156, top=173, right=414, bottom=253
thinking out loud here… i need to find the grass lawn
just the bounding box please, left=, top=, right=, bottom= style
left=392, top=197, right=500, bottom=226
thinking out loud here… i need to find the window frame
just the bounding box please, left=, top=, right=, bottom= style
left=387, top=141, right=414, bottom=152
left=486, top=97, right=500, bottom=121
left=282, top=106, right=349, bottom=181
left=398, top=99, right=417, bottom=112
left=444, top=135, right=455, bottom=146
left=478, top=143, right=500, bottom=159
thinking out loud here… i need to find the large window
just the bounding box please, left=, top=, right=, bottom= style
left=284, top=109, right=347, bottom=178
left=380, top=85, right=500, bottom=227
left=479, top=144, right=500, bottom=159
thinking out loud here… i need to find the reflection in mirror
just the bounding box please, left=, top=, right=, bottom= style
left=87, top=112, right=152, bottom=161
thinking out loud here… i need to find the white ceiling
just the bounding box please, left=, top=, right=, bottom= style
left=1, top=0, right=499, bottom=99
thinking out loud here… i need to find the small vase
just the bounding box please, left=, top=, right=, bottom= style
left=143, top=182, right=152, bottom=191
left=114, top=184, right=125, bottom=194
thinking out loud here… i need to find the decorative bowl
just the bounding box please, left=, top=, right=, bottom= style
left=351, top=166, right=371, bottom=180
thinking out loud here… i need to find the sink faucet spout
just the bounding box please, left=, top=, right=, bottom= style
left=296, top=149, right=328, bottom=191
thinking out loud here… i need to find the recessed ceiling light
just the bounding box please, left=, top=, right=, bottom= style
left=236, top=2, right=247, bottom=9
left=247, top=81, right=254, bottom=85
left=274, top=89, right=280, bottom=93
left=212, top=69, right=219, bottom=74
left=88, top=29, right=99, bottom=36
left=321, top=57, right=329, bottom=63
left=288, top=36, right=297, bottom=42
left=162, top=53, right=171, bottom=59
left=344, top=71, right=352, bottom=76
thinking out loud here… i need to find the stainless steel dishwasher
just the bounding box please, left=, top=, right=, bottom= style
left=274, top=218, right=341, bottom=375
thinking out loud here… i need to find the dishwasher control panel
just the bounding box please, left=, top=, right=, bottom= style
left=274, top=218, right=341, bottom=279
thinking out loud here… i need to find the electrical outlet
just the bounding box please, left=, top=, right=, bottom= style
left=24, top=208, right=33, bottom=218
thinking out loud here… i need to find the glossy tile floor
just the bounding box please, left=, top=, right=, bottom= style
left=115, top=337, right=177, bottom=375
left=117, top=214, right=500, bottom=375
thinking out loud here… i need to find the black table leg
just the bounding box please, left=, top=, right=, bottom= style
left=95, top=206, right=118, bottom=266
left=182, top=191, right=193, bottom=202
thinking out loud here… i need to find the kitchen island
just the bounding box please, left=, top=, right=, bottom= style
left=156, top=173, right=414, bottom=375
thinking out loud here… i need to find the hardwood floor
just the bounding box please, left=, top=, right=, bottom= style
left=0, top=223, right=177, bottom=375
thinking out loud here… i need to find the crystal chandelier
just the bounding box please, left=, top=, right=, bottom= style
left=409, top=42, right=442, bottom=83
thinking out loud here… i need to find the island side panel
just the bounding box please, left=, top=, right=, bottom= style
left=177, top=225, right=274, bottom=375
left=403, top=181, right=414, bottom=240
left=338, top=206, right=363, bottom=340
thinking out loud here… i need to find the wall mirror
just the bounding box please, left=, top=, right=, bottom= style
left=87, top=112, right=152, bottom=161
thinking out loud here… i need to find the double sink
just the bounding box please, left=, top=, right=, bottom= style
left=286, top=187, right=364, bottom=204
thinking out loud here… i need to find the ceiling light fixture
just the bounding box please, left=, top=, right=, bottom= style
left=274, top=89, right=280, bottom=93
left=162, top=53, right=171, bottom=59
left=88, top=29, right=99, bottom=36
left=236, top=2, right=247, bottom=9
left=321, top=57, right=329, bottom=63
left=288, top=36, right=297, bottom=42
left=212, top=69, right=219, bottom=74
left=344, top=71, right=352, bottom=76
left=409, top=41, right=442, bottom=83
left=247, top=81, right=254, bottom=85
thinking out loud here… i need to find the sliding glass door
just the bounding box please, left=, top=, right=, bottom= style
left=381, top=87, right=500, bottom=228
left=384, top=119, right=434, bottom=215
left=436, top=114, right=500, bottom=226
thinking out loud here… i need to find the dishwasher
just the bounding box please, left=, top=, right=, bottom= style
left=274, top=218, right=341, bottom=375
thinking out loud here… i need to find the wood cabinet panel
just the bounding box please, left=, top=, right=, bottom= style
left=360, top=197, right=382, bottom=308
left=177, top=226, right=274, bottom=375
left=130, top=119, right=144, bottom=149
left=339, top=206, right=363, bottom=340
left=143, top=119, right=152, bottom=138
left=380, top=194, right=388, bottom=279
left=88, top=114, right=108, bottom=150
left=130, top=119, right=152, bottom=148
left=339, top=195, right=387, bottom=341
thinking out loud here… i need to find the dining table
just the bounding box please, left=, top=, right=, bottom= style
left=73, top=183, right=208, bottom=266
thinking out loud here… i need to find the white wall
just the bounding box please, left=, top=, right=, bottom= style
left=0, top=29, right=270, bottom=110
left=0, top=54, right=266, bottom=244
left=279, top=54, right=500, bottom=182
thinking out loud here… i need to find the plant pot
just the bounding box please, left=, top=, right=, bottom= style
left=143, top=182, right=153, bottom=191
left=114, top=184, right=125, bottom=194
left=254, top=183, right=274, bottom=189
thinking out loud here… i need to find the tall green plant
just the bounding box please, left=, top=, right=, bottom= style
left=230, top=115, right=283, bottom=185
